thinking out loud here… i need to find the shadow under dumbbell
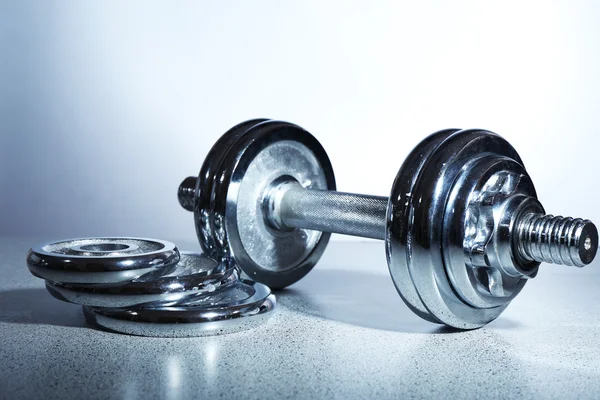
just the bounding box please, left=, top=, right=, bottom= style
left=0, top=288, right=88, bottom=328
left=276, top=269, right=521, bottom=334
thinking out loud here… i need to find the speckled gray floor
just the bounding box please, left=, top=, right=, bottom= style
left=1, top=237, right=599, bottom=399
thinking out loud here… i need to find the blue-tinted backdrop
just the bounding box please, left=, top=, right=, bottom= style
left=1, top=1, right=599, bottom=241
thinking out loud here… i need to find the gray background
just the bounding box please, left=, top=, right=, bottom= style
left=1, top=1, right=599, bottom=241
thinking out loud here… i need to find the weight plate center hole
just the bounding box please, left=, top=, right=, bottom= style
left=78, top=243, right=131, bottom=252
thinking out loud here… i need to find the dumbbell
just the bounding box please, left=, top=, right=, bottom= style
left=178, top=119, right=598, bottom=329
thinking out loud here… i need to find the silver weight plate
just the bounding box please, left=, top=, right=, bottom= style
left=27, top=238, right=180, bottom=284
left=209, top=120, right=336, bottom=289
left=388, top=129, right=528, bottom=329
left=44, top=252, right=239, bottom=309
left=386, top=129, right=459, bottom=325
left=83, top=280, right=276, bottom=337
left=192, top=119, right=268, bottom=258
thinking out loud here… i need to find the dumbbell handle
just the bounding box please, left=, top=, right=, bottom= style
left=272, top=184, right=388, bottom=241
left=266, top=182, right=597, bottom=267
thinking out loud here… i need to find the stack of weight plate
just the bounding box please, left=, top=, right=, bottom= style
left=26, top=237, right=275, bottom=337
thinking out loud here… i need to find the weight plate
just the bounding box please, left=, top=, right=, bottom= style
left=83, top=280, right=276, bottom=337
left=386, top=129, right=459, bottom=325
left=210, top=120, right=336, bottom=288
left=389, top=129, right=528, bottom=329
left=190, top=119, right=268, bottom=258
left=45, top=252, right=239, bottom=309
left=27, top=238, right=180, bottom=284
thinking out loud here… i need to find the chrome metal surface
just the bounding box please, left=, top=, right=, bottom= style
left=180, top=119, right=597, bottom=329
left=26, top=237, right=278, bottom=337
left=26, top=238, right=180, bottom=284
left=386, top=129, right=460, bottom=324
left=44, top=253, right=239, bottom=308
left=388, top=129, right=597, bottom=328
left=273, top=182, right=388, bottom=240
left=83, top=280, right=275, bottom=337
left=179, top=119, right=335, bottom=289
left=178, top=119, right=268, bottom=259
left=266, top=128, right=597, bottom=328
left=390, top=131, right=532, bottom=328
left=517, top=214, right=598, bottom=267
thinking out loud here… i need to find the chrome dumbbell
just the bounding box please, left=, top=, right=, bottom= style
left=178, top=119, right=598, bottom=329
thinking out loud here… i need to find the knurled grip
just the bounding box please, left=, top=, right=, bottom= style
left=277, top=186, right=388, bottom=240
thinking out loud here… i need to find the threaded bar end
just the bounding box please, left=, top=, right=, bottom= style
left=517, top=213, right=598, bottom=267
